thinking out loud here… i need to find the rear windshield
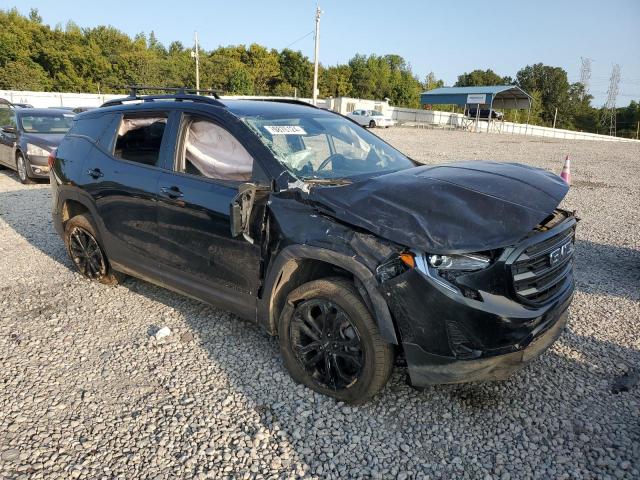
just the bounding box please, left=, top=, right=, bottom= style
left=20, top=113, right=75, bottom=133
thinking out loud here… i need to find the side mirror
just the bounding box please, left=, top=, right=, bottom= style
left=1, top=125, right=16, bottom=134
left=230, top=183, right=257, bottom=242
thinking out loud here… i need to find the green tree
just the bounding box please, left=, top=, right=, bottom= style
left=516, top=63, right=572, bottom=127
left=616, top=100, right=640, bottom=138
left=0, top=59, right=51, bottom=90
left=455, top=69, right=509, bottom=87
left=278, top=49, right=312, bottom=97
left=320, top=65, right=351, bottom=98
left=226, top=68, right=253, bottom=95
left=423, top=72, right=444, bottom=91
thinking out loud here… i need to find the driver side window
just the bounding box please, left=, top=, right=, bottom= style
left=178, top=116, right=254, bottom=182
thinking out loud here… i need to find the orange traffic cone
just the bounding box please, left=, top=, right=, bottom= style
left=560, top=155, right=571, bottom=185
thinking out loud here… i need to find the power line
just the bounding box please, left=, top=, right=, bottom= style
left=283, top=30, right=314, bottom=50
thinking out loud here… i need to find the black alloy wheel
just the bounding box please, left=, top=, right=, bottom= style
left=278, top=278, right=394, bottom=403
left=67, top=226, right=107, bottom=279
left=63, top=214, right=123, bottom=285
left=290, top=298, right=364, bottom=390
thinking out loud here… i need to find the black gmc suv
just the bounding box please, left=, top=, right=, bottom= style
left=50, top=88, right=576, bottom=403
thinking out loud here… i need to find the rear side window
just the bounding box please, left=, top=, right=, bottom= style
left=114, top=114, right=167, bottom=166
left=70, top=114, right=119, bottom=149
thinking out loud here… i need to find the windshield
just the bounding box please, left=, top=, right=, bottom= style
left=242, top=113, right=414, bottom=180
left=19, top=113, right=74, bottom=133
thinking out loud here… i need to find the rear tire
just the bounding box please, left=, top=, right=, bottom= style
left=278, top=277, right=394, bottom=404
left=368, top=120, right=376, bottom=128
left=64, top=214, right=123, bottom=285
left=16, top=153, right=34, bottom=184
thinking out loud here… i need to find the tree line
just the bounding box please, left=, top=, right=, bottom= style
left=1, top=8, right=638, bottom=138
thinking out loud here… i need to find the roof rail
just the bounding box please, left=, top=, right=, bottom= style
left=235, top=97, right=319, bottom=109
left=101, top=85, right=225, bottom=108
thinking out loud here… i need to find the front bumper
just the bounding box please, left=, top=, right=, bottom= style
left=26, top=154, right=50, bottom=178
left=403, top=302, right=569, bottom=385
left=380, top=253, right=574, bottom=387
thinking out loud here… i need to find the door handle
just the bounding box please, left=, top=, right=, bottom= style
left=86, top=168, right=103, bottom=179
left=160, top=186, right=184, bottom=199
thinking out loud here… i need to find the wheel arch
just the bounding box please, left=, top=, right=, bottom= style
left=259, top=245, right=398, bottom=345
left=54, top=188, right=105, bottom=238
left=60, top=198, right=90, bottom=225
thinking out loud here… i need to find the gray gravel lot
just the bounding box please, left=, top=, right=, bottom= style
left=1, top=128, right=639, bottom=479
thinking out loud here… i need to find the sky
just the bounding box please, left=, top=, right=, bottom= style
left=4, top=0, right=639, bottom=106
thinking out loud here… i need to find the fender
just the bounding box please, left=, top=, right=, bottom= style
left=52, top=186, right=111, bottom=249
left=258, top=244, right=399, bottom=345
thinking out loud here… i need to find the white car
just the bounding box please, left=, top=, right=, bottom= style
left=347, top=109, right=395, bottom=128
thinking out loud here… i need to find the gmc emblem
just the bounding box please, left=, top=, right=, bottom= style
left=549, top=241, right=573, bottom=266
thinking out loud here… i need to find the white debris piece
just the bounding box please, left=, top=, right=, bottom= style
left=154, top=326, right=172, bottom=339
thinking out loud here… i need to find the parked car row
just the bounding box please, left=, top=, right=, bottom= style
left=0, top=99, right=98, bottom=183
left=0, top=107, right=76, bottom=183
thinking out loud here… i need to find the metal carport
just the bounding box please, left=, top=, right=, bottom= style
left=420, top=85, right=532, bottom=132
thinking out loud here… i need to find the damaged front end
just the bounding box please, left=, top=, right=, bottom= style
left=377, top=209, right=576, bottom=386
left=302, top=161, right=577, bottom=386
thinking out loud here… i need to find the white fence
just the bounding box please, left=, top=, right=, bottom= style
left=1, top=89, right=121, bottom=108
left=0, top=89, right=328, bottom=109
left=387, top=106, right=638, bottom=143
left=1, top=89, right=636, bottom=143
left=389, top=108, right=465, bottom=128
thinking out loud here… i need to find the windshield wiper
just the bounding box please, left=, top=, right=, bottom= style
left=303, top=177, right=352, bottom=185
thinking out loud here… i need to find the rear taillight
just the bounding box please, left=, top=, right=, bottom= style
left=47, top=148, right=57, bottom=168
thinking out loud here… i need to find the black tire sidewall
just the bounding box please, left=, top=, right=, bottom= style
left=16, top=154, right=32, bottom=184
left=64, top=214, right=120, bottom=285
left=278, top=278, right=391, bottom=403
left=368, top=120, right=376, bottom=128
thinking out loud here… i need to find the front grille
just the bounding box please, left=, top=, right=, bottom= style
left=512, top=225, right=575, bottom=304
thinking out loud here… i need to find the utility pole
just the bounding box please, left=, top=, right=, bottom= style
left=600, top=64, right=621, bottom=137
left=312, top=4, right=322, bottom=106
left=552, top=107, right=558, bottom=129
left=579, top=57, right=592, bottom=100
left=191, top=31, right=200, bottom=93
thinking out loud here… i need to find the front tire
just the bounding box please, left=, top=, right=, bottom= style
left=368, top=120, right=376, bottom=128
left=64, top=214, right=122, bottom=285
left=278, top=277, right=394, bottom=404
left=16, top=153, right=34, bottom=184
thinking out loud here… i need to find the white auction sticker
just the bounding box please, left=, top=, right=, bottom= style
left=264, top=125, right=307, bottom=135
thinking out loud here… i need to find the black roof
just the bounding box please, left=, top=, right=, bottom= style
left=221, top=99, right=328, bottom=117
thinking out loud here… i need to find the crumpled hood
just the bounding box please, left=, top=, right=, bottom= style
left=308, top=161, right=569, bottom=254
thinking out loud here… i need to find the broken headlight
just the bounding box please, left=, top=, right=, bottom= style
left=428, top=254, right=490, bottom=271
left=417, top=253, right=492, bottom=298
left=376, top=252, right=415, bottom=282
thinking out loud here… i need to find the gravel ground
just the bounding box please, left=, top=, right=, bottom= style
left=1, top=129, right=639, bottom=480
